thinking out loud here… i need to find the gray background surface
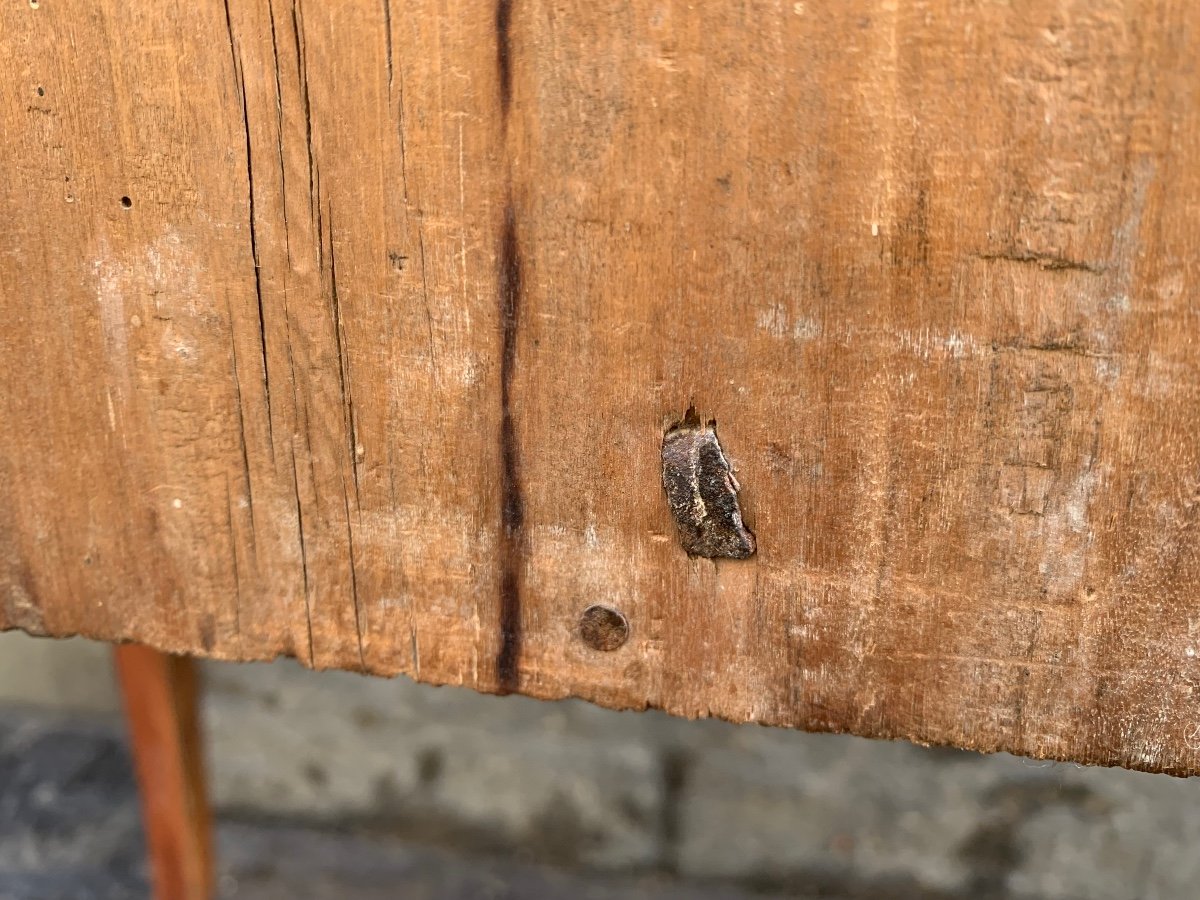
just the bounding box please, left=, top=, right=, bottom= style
left=1, top=631, right=1198, bottom=898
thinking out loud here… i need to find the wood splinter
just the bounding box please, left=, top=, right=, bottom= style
left=661, top=408, right=757, bottom=559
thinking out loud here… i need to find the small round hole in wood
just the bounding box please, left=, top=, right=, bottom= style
left=578, top=605, right=629, bottom=652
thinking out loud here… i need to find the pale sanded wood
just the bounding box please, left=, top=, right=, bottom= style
left=3, top=0, right=1199, bottom=775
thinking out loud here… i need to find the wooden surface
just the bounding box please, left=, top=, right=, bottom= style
left=2, top=0, right=1199, bottom=776
left=115, top=646, right=213, bottom=900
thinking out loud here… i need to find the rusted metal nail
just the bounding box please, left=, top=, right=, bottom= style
left=578, top=605, right=629, bottom=651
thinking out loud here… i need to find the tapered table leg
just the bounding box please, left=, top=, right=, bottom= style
left=114, top=644, right=214, bottom=900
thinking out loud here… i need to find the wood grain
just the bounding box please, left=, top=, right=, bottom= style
left=3, top=0, right=1199, bottom=775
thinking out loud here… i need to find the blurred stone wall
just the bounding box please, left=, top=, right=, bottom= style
left=3, top=631, right=1200, bottom=899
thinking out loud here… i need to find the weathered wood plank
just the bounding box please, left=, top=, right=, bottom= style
left=2, top=0, right=1199, bottom=775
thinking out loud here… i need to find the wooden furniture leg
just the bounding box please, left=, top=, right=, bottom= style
left=114, top=644, right=214, bottom=900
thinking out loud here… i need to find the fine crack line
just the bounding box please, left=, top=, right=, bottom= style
left=342, top=482, right=366, bottom=669
left=267, top=0, right=292, bottom=267
left=324, top=207, right=364, bottom=667
left=224, top=476, right=246, bottom=656
left=381, top=0, right=394, bottom=91
left=290, top=442, right=316, bottom=666
left=290, top=0, right=317, bottom=226
left=221, top=0, right=270, bottom=524
left=232, top=41, right=274, bottom=454
left=327, top=208, right=361, bottom=510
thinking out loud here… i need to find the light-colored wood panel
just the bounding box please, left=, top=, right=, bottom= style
left=3, top=0, right=1199, bottom=776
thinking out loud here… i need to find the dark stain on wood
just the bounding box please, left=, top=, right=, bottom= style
left=497, top=202, right=524, bottom=692
left=495, top=0, right=513, bottom=115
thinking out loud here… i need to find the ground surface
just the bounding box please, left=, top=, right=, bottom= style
left=2, top=635, right=1200, bottom=898
left=0, top=708, right=769, bottom=900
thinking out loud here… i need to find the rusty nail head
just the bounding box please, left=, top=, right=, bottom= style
left=579, top=605, right=629, bottom=651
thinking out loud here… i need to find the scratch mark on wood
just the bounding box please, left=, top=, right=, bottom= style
left=974, top=249, right=1106, bottom=275
left=415, top=219, right=440, bottom=386
left=997, top=337, right=1117, bottom=360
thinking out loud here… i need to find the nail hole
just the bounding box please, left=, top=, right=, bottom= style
left=36, top=87, right=44, bottom=97
left=120, top=196, right=132, bottom=209
left=579, top=605, right=629, bottom=652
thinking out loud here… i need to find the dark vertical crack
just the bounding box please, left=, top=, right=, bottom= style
left=278, top=286, right=307, bottom=663
left=224, top=0, right=273, bottom=454
left=290, top=0, right=317, bottom=225
left=327, top=208, right=367, bottom=669
left=314, top=163, right=324, bottom=271
left=290, top=443, right=316, bottom=666
left=327, top=210, right=361, bottom=509
left=381, top=0, right=394, bottom=92
left=221, top=0, right=239, bottom=75
left=221, top=0, right=264, bottom=612
left=394, top=45, right=409, bottom=202
left=496, top=202, right=523, bottom=694
left=342, top=484, right=366, bottom=669
left=227, top=330, right=258, bottom=546
left=266, top=0, right=292, bottom=267
left=224, top=476, right=246, bottom=655
left=494, top=0, right=522, bottom=693
left=345, top=500, right=367, bottom=667
left=495, top=0, right=514, bottom=116
left=235, top=58, right=274, bottom=456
